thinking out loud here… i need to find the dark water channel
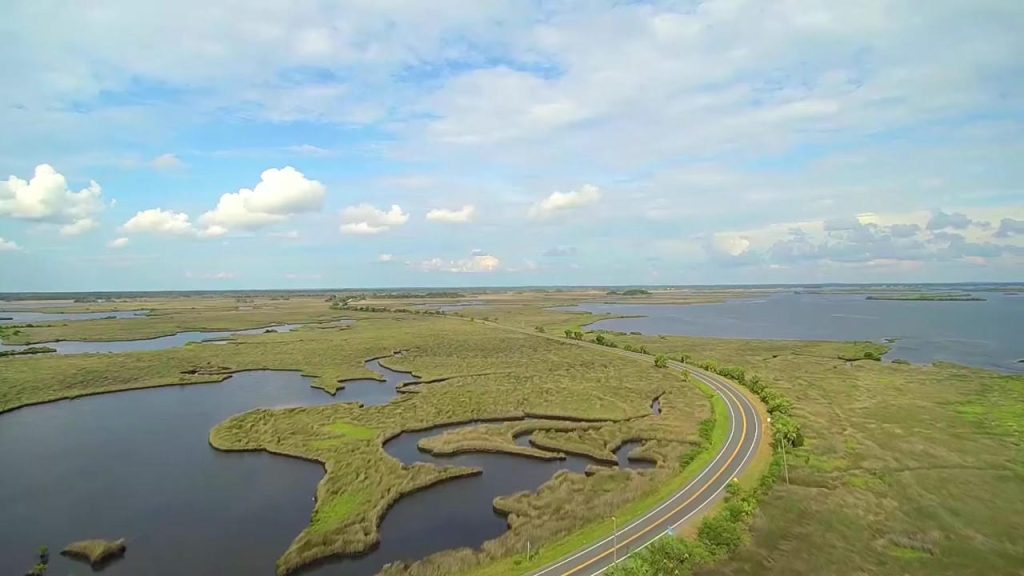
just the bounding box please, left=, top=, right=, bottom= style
left=0, top=371, right=338, bottom=576
left=0, top=324, right=300, bottom=355
left=0, top=354, right=651, bottom=576
left=561, top=292, right=1023, bottom=373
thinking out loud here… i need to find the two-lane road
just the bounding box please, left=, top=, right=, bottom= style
left=475, top=321, right=766, bottom=576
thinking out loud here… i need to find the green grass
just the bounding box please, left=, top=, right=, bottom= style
left=608, top=333, right=1024, bottom=576
left=325, top=420, right=378, bottom=440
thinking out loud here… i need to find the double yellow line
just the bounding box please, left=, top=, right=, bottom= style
left=557, top=370, right=750, bottom=575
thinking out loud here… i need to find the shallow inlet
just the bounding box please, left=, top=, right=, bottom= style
left=559, top=291, right=1024, bottom=373
left=0, top=309, right=149, bottom=325
left=0, top=355, right=653, bottom=576
left=0, top=324, right=300, bottom=355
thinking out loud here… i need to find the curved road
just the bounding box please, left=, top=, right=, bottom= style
left=479, top=322, right=766, bottom=576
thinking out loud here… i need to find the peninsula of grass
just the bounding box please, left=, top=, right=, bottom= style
left=0, top=346, right=55, bottom=358
left=865, top=293, right=985, bottom=301
left=61, top=538, right=126, bottom=567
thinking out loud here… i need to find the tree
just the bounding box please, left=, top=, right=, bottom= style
left=594, top=334, right=607, bottom=345
left=654, top=354, right=668, bottom=368
left=564, top=328, right=573, bottom=338
left=572, top=330, right=584, bottom=340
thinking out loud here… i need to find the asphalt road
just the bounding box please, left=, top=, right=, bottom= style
left=521, top=334, right=765, bottom=576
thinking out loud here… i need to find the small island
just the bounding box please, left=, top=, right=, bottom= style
left=61, top=539, right=126, bottom=568
left=865, top=293, right=985, bottom=302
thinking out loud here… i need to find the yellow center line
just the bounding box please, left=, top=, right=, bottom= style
left=558, top=374, right=749, bottom=576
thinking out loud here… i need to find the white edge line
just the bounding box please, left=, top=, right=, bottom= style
left=531, top=363, right=741, bottom=575
left=591, top=379, right=763, bottom=575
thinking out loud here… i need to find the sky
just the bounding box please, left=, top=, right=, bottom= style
left=1, top=0, right=1022, bottom=291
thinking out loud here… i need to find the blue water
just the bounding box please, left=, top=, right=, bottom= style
left=561, top=292, right=1023, bottom=373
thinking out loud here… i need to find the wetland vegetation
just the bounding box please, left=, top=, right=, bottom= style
left=1, top=289, right=1020, bottom=576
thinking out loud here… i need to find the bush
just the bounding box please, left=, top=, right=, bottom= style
left=654, top=354, right=668, bottom=368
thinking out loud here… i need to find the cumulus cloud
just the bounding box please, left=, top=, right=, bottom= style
left=60, top=218, right=99, bottom=236
left=719, top=210, right=1024, bottom=269
left=528, top=185, right=601, bottom=220
left=378, top=253, right=395, bottom=262
left=426, top=205, right=475, bottom=223
left=415, top=251, right=501, bottom=273
left=123, top=208, right=196, bottom=236
left=0, top=237, right=20, bottom=251
left=0, top=165, right=105, bottom=234
left=994, top=218, right=1023, bottom=238
left=151, top=153, right=184, bottom=171
left=927, top=210, right=972, bottom=231
left=200, top=167, right=325, bottom=232
left=340, top=204, right=409, bottom=234
left=708, top=234, right=752, bottom=257
left=108, top=237, right=129, bottom=249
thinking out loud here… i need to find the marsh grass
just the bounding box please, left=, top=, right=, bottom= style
left=608, top=333, right=1024, bottom=576
left=60, top=538, right=126, bottom=567
left=4, top=307, right=709, bottom=574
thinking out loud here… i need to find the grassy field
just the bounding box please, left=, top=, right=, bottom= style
left=590, top=332, right=1024, bottom=576
left=0, top=301, right=712, bottom=575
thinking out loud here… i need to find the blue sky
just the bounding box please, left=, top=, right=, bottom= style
left=1, top=0, right=1022, bottom=291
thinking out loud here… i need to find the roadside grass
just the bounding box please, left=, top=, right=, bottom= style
left=427, top=385, right=730, bottom=576
left=606, top=333, right=1024, bottom=576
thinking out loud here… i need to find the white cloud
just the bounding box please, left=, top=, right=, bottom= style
left=426, top=205, right=475, bottom=223
left=108, top=237, right=129, bottom=249
left=378, top=253, right=395, bottom=262
left=709, top=234, right=752, bottom=257
left=415, top=251, right=501, bottom=273
left=0, top=165, right=105, bottom=234
left=123, top=208, right=196, bottom=236
left=151, top=153, right=184, bottom=170
left=60, top=217, right=99, bottom=236
left=270, top=230, right=300, bottom=239
left=528, top=185, right=601, bottom=219
left=199, top=224, right=228, bottom=238
left=200, top=167, right=325, bottom=232
left=340, top=203, right=409, bottom=235
left=0, top=237, right=20, bottom=252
